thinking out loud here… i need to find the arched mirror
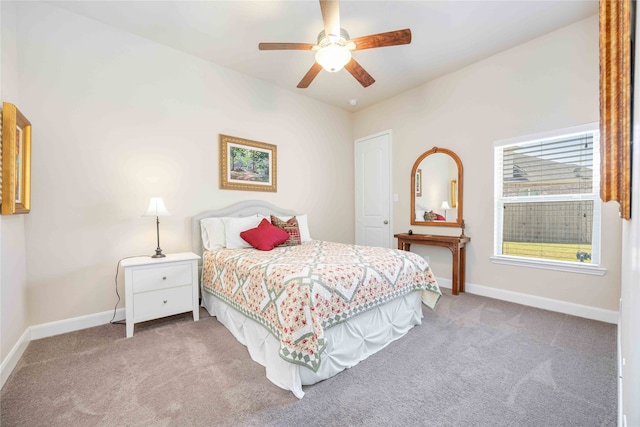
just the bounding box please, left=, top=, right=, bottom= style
left=411, top=147, right=463, bottom=227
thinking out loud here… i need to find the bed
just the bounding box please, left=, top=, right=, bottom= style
left=191, top=200, right=441, bottom=398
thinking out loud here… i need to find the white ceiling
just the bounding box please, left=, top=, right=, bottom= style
left=50, top=0, right=598, bottom=112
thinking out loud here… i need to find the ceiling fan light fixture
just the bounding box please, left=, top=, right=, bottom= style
left=315, top=44, right=352, bottom=72
left=258, top=1, right=411, bottom=88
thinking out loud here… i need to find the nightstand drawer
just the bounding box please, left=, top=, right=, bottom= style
left=133, top=285, right=193, bottom=322
left=131, top=263, right=192, bottom=294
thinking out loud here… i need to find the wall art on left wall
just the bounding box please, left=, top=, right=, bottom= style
left=1, top=102, right=32, bottom=215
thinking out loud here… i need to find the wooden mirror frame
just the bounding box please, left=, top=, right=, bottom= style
left=410, top=147, right=463, bottom=227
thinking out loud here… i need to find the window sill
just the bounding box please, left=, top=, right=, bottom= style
left=490, top=255, right=607, bottom=276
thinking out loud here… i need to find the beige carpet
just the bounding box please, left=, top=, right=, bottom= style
left=1, top=290, right=617, bottom=426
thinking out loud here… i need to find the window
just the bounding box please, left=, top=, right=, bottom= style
left=492, top=123, right=605, bottom=275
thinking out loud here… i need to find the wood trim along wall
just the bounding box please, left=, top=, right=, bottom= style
left=599, top=0, right=633, bottom=220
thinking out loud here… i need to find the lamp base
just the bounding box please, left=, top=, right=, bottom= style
left=152, top=248, right=166, bottom=258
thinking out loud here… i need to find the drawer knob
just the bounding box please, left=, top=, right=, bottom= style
left=163, top=300, right=168, bottom=304
left=162, top=276, right=167, bottom=280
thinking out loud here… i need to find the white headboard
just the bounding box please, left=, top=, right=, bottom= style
left=191, top=200, right=297, bottom=259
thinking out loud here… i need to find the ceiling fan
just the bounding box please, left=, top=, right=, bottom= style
left=258, top=0, right=411, bottom=88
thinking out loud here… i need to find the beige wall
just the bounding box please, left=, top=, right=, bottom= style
left=11, top=2, right=354, bottom=327
left=354, top=15, right=621, bottom=311
left=1, top=1, right=30, bottom=364
left=619, top=14, right=640, bottom=426
left=621, top=119, right=640, bottom=427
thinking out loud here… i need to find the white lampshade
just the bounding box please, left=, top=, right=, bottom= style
left=315, top=44, right=352, bottom=72
left=440, top=201, right=451, bottom=210
left=143, top=197, right=170, bottom=217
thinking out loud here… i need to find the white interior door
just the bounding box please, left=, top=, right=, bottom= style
left=355, top=130, right=392, bottom=248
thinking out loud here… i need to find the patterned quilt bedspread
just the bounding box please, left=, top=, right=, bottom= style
left=202, top=240, right=441, bottom=372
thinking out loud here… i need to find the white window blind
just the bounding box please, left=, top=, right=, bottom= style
left=493, top=124, right=602, bottom=271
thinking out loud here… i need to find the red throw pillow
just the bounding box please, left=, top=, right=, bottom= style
left=270, top=215, right=302, bottom=246
left=240, top=218, right=290, bottom=251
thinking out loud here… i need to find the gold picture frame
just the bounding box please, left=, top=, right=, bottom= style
left=219, top=134, right=277, bottom=192
left=415, top=169, right=422, bottom=197
left=599, top=0, right=631, bottom=220
left=451, top=180, right=457, bottom=208
left=2, top=102, right=32, bottom=215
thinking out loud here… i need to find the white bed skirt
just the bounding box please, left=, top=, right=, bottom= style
left=202, top=290, right=424, bottom=398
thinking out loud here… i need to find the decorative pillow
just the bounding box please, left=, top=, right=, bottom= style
left=274, top=214, right=312, bottom=242
left=422, top=211, right=446, bottom=221
left=240, top=218, right=290, bottom=251
left=270, top=215, right=302, bottom=246
left=423, top=211, right=437, bottom=221
left=223, top=216, right=265, bottom=249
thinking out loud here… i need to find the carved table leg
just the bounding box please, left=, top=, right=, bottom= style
left=459, top=245, right=467, bottom=293
left=451, top=244, right=461, bottom=295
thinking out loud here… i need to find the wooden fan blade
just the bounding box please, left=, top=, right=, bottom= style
left=297, top=62, right=323, bottom=88
left=351, top=29, right=412, bottom=51
left=320, top=0, right=340, bottom=38
left=344, top=59, right=375, bottom=87
left=259, top=42, right=316, bottom=51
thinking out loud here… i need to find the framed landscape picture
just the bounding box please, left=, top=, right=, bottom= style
left=2, top=102, right=32, bottom=215
left=219, top=134, right=277, bottom=192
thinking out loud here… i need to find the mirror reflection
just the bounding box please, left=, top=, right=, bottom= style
left=411, top=147, right=463, bottom=227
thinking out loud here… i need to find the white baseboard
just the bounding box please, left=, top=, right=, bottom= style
left=436, top=277, right=618, bottom=324
left=1, top=328, right=30, bottom=389
left=30, top=308, right=126, bottom=340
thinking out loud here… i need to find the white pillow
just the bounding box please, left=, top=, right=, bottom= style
left=200, top=217, right=227, bottom=250
left=200, top=215, right=262, bottom=250
left=223, top=216, right=265, bottom=249
left=275, top=214, right=312, bottom=242
left=415, top=210, right=425, bottom=222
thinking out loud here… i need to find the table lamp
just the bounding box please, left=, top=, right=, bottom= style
left=143, top=197, right=170, bottom=258
left=440, top=201, right=451, bottom=221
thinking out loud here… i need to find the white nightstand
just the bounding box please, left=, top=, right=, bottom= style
left=121, top=252, right=201, bottom=337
